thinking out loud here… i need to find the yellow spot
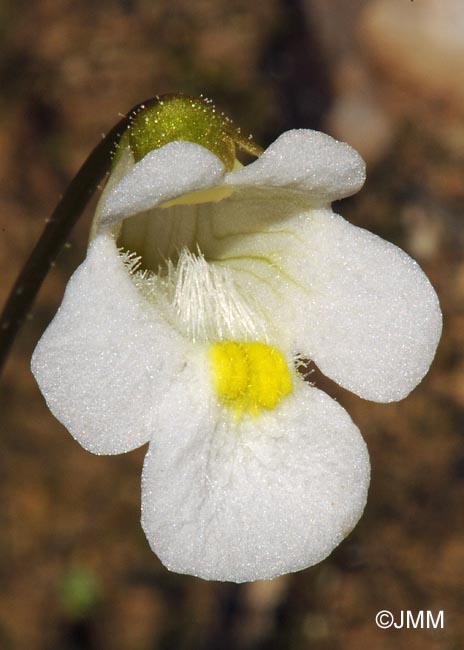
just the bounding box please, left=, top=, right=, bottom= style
left=210, top=341, right=293, bottom=417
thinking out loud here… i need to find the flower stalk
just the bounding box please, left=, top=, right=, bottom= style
left=0, top=101, right=142, bottom=372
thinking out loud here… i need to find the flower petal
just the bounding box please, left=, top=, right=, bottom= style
left=31, top=234, right=188, bottom=454
left=175, top=185, right=440, bottom=402
left=100, top=141, right=225, bottom=227
left=225, top=129, right=366, bottom=204
left=141, top=369, right=370, bottom=582
left=90, top=141, right=136, bottom=238
left=288, top=211, right=442, bottom=401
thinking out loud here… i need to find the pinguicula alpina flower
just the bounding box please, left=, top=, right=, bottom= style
left=31, top=96, right=442, bottom=582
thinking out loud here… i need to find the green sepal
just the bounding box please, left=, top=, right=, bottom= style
left=127, top=95, right=262, bottom=171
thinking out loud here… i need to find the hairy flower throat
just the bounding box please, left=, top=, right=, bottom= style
left=210, top=341, right=293, bottom=416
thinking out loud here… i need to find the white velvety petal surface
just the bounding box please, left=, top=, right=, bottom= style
left=100, top=141, right=225, bottom=226
left=90, top=143, right=135, bottom=238
left=225, top=129, right=366, bottom=204
left=288, top=211, right=442, bottom=401
left=32, top=234, right=188, bottom=454
left=141, top=370, right=370, bottom=582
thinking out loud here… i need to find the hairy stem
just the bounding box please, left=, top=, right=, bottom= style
left=0, top=97, right=158, bottom=374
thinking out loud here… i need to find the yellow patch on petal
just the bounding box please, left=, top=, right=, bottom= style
left=210, top=341, right=293, bottom=417
left=161, top=160, right=241, bottom=207
left=161, top=185, right=234, bottom=208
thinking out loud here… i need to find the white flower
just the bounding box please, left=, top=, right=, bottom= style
left=31, top=125, right=442, bottom=582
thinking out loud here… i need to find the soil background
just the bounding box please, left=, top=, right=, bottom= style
left=1, top=1, right=463, bottom=648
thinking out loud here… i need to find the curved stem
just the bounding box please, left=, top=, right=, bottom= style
left=0, top=97, right=158, bottom=374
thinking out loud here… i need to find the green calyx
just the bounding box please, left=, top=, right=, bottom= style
left=125, top=95, right=263, bottom=171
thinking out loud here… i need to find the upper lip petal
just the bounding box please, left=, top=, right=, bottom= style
left=225, top=129, right=366, bottom=204
left=100, top=140, right=225, bottom=226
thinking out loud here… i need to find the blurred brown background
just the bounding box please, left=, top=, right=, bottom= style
left=1, top=0, right=463, bottom=648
